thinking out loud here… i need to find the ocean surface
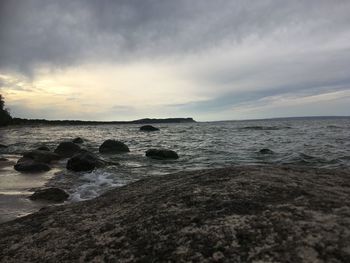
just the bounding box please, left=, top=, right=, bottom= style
left=1, top=117, right=350, bottom=222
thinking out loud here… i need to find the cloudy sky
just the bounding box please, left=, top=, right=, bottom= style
left=0, top=0, right=349, bottom=121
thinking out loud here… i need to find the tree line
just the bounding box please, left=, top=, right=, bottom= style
left=0, top=95, right=195, bottom=126
left=0, top=94, right=12, bottom=126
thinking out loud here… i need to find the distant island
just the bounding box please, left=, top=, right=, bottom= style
left=10, top=117, right=196, bottom=126
left=0, top=94, right=196, bottom=127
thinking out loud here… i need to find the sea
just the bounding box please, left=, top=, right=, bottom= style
left=0, top=117, right=350, bottom=222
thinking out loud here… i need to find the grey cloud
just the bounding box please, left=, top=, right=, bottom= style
left=1, top=0, right=350, bottom=120
left=0, top=75, right=35, bottom=92
left=1, top=0, right=350, bottom=74
left=168, top=80, right=350, bottom=113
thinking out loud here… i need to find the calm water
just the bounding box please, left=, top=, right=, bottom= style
left=1, top=118, right=350, bottom=221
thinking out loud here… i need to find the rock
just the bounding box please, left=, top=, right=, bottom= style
left=146, top=149, right=179, bottom=159
left=67, top=152, right=105, bottom=172
left=0, top=166, right=349, bottom=262
left=99, top=140, right=129, bottom=153
left=23, top=150, right=60, bottom=163
left=0, top=157, right=8, bottom=161
left=29, top=188, right=69, bottom=203
left=54, top=142, right=81, bottom=158
left=14, top=157, right=50, bottom=172
left=72, top=137, right=84, bottom=144
left=259, top=148, right=274, bottom=154
left=36, top=146, right=50, bottom=151
left=140, top=125, right=160, bottom=132
left=0, top=144, right=8, bottom=148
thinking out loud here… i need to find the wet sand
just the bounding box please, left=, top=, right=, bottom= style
left=0, top=155, right=61, bottom=223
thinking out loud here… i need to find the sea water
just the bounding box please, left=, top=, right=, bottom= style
left=1, top=117, right=350, bottom=222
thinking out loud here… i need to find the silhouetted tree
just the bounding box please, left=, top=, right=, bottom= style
left=0, top=94, right=12, bottom=126
left=0, top=94, right=4, bottom=109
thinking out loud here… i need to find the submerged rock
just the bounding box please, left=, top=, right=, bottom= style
left=72, top=137, right=84, bottom=144
left=23, top=150, right=60, bottom=163
left=29, top=188, right=69, bottom=203
left=36, top=146, right=50, bottom=151
left=14, top=157, right=50, bottom=172
left=146, top=149, right=179, bottom=159
left=99, top=140, right=129, bottom=153
left=0, top=166, right=349, bottom=262
left=259, top=148, right=274, bottom=154
left=0, top=144, right=8, bottom=148
left=67, top=152, right=105, bottom=172
left=140, top=125, right=160, bottom=132
left=54, top=142, right=81, bottom=158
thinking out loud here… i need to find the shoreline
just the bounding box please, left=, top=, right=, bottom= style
left=0, top=155, right=66, bottom=223
left=1, top=165, right=349, bottom=262
left=4, top=117, right=196, bottom=127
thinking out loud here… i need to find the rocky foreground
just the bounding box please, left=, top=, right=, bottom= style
left=0, top=166, right=350, bottom=262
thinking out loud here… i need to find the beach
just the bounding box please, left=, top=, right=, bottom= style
left=1, top=165, right=349, bottom=262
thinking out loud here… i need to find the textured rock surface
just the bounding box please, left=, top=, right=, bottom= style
left=66, top=152, right=106, bottom=172
left=23, top=150, right=60, bottom=163
left=29, top=188, right=69, bottom=203
left=146, top=148, right=179, bottom=159
left=99, top=139, right=130, bottom=153
left=140, top=125, right=160, bottom=132
left=13, top=157, right=51, bottom=172
left=54, top=142, right=81, bottom=158
left=72, top=137, right=84, bottom=144
left=259, top=148, right=274, bottom=154
left=0, top=166, right=349, bottom=262
left=36, top=146, right=50, bottom=151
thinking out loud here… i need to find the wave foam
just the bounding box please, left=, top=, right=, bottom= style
left=69, top=171, right=124, bottom=202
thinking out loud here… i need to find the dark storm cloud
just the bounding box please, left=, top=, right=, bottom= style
left=1, top=0, right=349, bottom=74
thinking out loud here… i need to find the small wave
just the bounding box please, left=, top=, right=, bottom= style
left=327, top=125, right=342, bottom=129
left=239, top=126, right=291, bottom=131
left=277, top=153, right=340, bottom=167
left=69, top=171, right=124, bottom=202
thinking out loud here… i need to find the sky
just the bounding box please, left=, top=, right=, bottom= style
left=0, top=0, right=350, bottom=121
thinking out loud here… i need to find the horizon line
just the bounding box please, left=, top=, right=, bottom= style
left=9, top=115, right=350, bottom=124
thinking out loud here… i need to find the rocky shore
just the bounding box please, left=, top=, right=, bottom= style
left=0, top=165, right=349, bottom=262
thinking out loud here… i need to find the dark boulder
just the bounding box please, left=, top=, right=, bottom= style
left=29, top=188, right=69, bottom=203
left=72, top=137, right=84, bottom=144
left=146, top=149, right=179, bottom=160
left=36, top=146, right=50, bottom=151
left=54, top=142, right=81, bottom=158
left=140, top=125, right=160, bottom=132
left=67, top=152, right=105, bottom=172
left=23, top=150, right=60, bottom=163
left=0, top=144, right=8, bottom=148
left=14, top=157, right=50, bottom=172
left=99, top=140, right=129, bottom=153
left=259, top=148, right=274, bottom=154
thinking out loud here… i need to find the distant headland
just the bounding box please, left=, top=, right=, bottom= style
left=9, top=117, right=196, bottom=126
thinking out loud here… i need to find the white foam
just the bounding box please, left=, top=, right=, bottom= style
left=69, top=170, right=125, bottom=202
